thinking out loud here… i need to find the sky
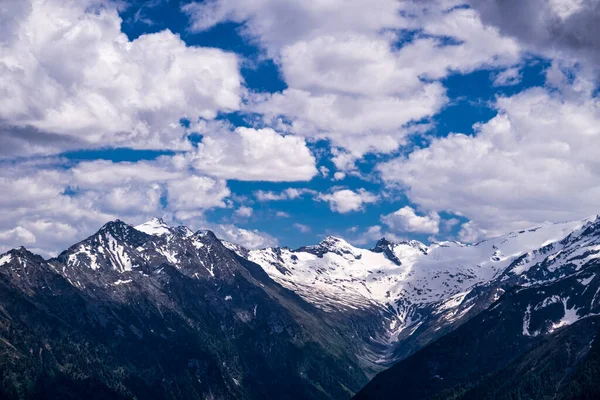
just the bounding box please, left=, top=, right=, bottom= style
left=1, top=0, right=600, bottom=257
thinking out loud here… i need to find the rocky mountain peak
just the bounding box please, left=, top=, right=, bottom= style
left=99, top=219, right=145, bottom=241
left=373, top=237, right=394, bottom=249
left=295, top=235, right=360, bottom=259
left=371, top=238, right=402, bottom=265
left=134, top=217, right=172, bottom=236
left=578, top=215, right=600, bottom=237
left=0, top=246, right=45, bottom=266
left=193, top=229, right=220, bottom=243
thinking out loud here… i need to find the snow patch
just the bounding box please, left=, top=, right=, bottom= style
left=550, top=298, right=581, bottom=332
left=578, top=274, right=595, bottom=286
left=522, top=305, right=541, bottom=337
left=0, top=254, right=12, bottom=266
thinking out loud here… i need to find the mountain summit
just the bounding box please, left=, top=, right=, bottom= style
left=134, top=217, right=172, bottom=236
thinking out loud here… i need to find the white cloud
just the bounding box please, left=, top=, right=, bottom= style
left=379, top=70, right=600, bottom=241
left=0, top=164, right=114, bottom=256
left=549, top=0, right=585, bottom=19
left=492, top=67, right=522, bottom=86
left=344, top=225, right=405, bottom=246
left=191, top=127, right=318, bottom=181
left=102, top=184, right=164, bottom=214
left=214, top=224, right=278, bottom=249
left=187, top=0, right=521, bottom=158
left=183, top=0, right=403, bottom=51
left=333, top=172, right=346, bottom=181
left=381, top=206, right=441, bottom=235
left=442, top=218, right=461, bottom=232
left=0, top=0, right=242, bottom=155
left=319, top=166, right=329, bottom=178
left=4, top=0, right=577, bottom=255
left=167, top=176, right=230, bottom=213
left=0, top=226, right=37, bottom=245
left=70, top=159, right=182, bottom=187
left=318, top=189, right=379, bottom=213
left=293, top=223, right=311, bottom=233
left=280, top=33, right=427, bottom=96
left=235, top=206, right=253, bottom=218
left=469, top=0, right=600, bottom=72
left=0, top=157, right=232, bottom=256
left=457, top=221, right=496, bottom=243
left=258, top=186, right=380, bottom=214
left=249, top=81, right=447, bottom=157
left=255, top=191, right=288, bottom=202
left=255, top=188, right=316, bottom=201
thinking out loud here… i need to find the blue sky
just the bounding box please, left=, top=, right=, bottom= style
left=1, top=0, right=600, bottom=256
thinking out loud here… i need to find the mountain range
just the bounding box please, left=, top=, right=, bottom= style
left=2, top=216, right=600, bottom=399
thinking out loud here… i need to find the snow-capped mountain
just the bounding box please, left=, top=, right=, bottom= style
left=0, top=219, right=371, bottom=400
left=250, top=218, right=591, bottom=313
left=2, top=215, right=600, bottom=399
left=357, top=216, right=600, bottom=399
left=245, top=216, right=593, bottom=362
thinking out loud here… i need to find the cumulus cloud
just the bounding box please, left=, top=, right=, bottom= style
left=70, top=159, right=182, bottom=187
left=6, top=0, right=587, bottom=255
left=256, top=186, right=381, bottom=214
left=379, top=68, right=600, bottom=241
left=235, top=206, right=254, bottom=218
left=280, top=33, right=431, bottom=96
left=492, top=67, right=523, bottom=86
left=381, top=206, right=441, bottom=235
left=0, top=157, right=232, bottom=256
left=254, top=188, right=316, bottom=201
left=250, top=86, right=447, bottom=156
left=0, top=227, right=37, bottom=246
left=167, top=176, right=230, bottom=213
left=293, top=223, right=311, bottom=233
left=318, top=189, right=379, bottom=213
left=191, top=127, right=318, bottom=181
left=183, top=0, right=403, bottom=51
left=469, top=0, right=600, bottom=72
left=213, top=224, right=278, bottom=249
left=186, top=0, right=521, bottom=159
left=0, top=164, right=114, bottom=256
left=344, top=225, right=405, bottom=246
left=0, top=0, right=242, bottom=155
left=333, top=172, right=346, bottom=181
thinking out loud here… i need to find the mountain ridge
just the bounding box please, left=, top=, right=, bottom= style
left=0, top=219, right=373, bottom=399
left=355, top=215, right=600, bottom=399
left=2, top=215, right=600, bottom=399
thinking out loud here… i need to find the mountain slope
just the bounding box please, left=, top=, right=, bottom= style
left=455, top=316, right=600, bottom=400
left=354, top=217, right=600, bottom=399
left=3, top=216, right=600, bottom=399
left=0, top=220, right=369, bottom=400
left=247, top=217, right=593, bottom=364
